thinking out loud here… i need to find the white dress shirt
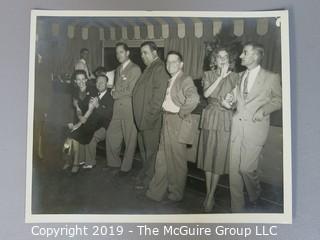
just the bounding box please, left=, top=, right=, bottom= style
left=241, top=65, right=261, bottom=94
left=162, top=71, right=181, bottom=113
left=121, top=59, right=131, bottom=72
left=98, top=90, right=107, bottom=100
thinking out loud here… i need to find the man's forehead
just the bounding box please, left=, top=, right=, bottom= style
left=141, top=45, right=152, bottom=52
left=97, top=76, right=107, bottom=82
left=167, top=54, right=180, bottom=61
left=116, top=45, right=126, bottom=51
left=243, top=45, right=254, bottom=51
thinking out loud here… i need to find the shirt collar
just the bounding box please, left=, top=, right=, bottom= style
left=121, top=59, right=131, bottom=71
left=247, top=65, right=261, bottom=75
left=80, top=58, right=86, bottom=64
left=170, top=70, right=181, bottom=82
left=99, top=89, right=107, bottom=97
left=148, top=57, right=159, bottom=67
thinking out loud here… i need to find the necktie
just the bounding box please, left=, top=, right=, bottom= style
left=243, top=71, right=250, bottom=99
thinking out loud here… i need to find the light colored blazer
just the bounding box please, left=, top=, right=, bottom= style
left=170, top=71, right=200, bottom=144
left=231, top=67, right=282, bottom=146
left=112, top=61, right=141, bottom=120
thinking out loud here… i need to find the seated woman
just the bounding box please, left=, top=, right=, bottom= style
left=63, top=69, right=98, bottom=173
left=197, top=47, right=239, bottom=212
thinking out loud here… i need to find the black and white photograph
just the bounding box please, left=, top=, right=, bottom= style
left=26, top=10, right=291, bottom=223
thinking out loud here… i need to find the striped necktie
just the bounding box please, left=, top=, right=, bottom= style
left=243, top=71, right=250, bottom=99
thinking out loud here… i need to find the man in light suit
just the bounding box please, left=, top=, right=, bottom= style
left=75, top=48, right=94, bottom=79
left=132, top=41, right=170, bottom=189
left=146, top=51, right=199, bottom=202
left=222, top=42, right=282, bottom=212
left=105, top=42, right=141, bottom=174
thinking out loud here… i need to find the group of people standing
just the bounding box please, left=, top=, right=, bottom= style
left=63, top=40, right=282, bottom=213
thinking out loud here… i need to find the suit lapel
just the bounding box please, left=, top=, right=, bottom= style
left=136, top=59, right=156, bottom=86
left=246, top=68, right=266, bottom=101
left=115, top=65, right=121, bottom=83
left=172, top=71, right=183, bottom=88
left=121, top=61, right=133, bottom=75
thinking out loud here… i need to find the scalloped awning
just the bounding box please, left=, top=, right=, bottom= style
left=36, top=17, right=280, bottom=41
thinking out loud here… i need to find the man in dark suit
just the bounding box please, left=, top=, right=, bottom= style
left=83, top=75, right=114, bottom=168
left=132, top=41, right=169, bottom=189
left=146, top=51, right=199, bottom=202
left=222, top=42, right=282, bottom=212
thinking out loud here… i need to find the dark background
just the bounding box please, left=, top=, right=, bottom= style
left=0, top=0, right=319, bottom=239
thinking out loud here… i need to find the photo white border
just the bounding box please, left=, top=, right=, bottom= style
left=25, top=10, right=292, bottom=224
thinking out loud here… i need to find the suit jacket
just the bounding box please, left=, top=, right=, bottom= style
left=231, top=67, right=282, bottom=146
left=132, top=58, right=169, bottom=131
left=169, top=71, right=200, bottom=144
left=92, top=90, right=114, bottom=129
left=112, top=61, right=141, bottom=120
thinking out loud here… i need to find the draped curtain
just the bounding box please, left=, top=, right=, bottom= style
left=164, top=37, right=206, bottom=79
left=37, top=22, right=102, bottom=76
left=239, top=18, right=281, bottom=74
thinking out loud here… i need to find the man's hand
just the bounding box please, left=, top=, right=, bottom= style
left=73, top=122, right=82, bottom=130
left=79, top=116, right=87, bottom=124
left=178, top=112, right=188, bottom=119
left=253, top=109, right=265, bottom=122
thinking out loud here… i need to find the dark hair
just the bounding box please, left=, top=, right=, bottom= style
left=244, top=41, right=265, bottom=63
left=74, top=69, right=87, bottom=79
left=80, top=48, right=89, bottom=55
left=210, top=46, right=237, bottom=71
left=166, top=50, right=183, bottom=62
left=96, top=74, right=108, bottom=82
left=140, top=41, right=158, bottom=51
left=116, top=42, right=129, bottom=51
left=94, top=66, right=107, bottom=77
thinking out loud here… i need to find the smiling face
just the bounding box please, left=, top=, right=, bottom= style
left=96, top=76, right=107, bottom=93
left=166, top=54, right=183, bottom=76
left=116, top=45, right=129, bottom=64
left=215, top=50, right=230, bottom=69
left=141, top=45, right=157, bottom=66
left=75, top=73, right=87, bottom=90
left=240, top=45, right=258, bottom=69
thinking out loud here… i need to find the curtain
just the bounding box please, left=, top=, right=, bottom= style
left=239, top=18, right=281, bottom=74
left=39, top=24, right=102, bottom=76
left=164, top=37, right=206, bottom=79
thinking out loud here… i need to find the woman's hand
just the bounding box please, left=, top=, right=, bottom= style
left=76, top=107, right=82, bottom=115
left=89, top=97, right=99, bottom=109
left=220, top=93, right=234, bottom=109
left=71, top=122, right=82, bottom=132
left=220, top=63, right=231, bottom=79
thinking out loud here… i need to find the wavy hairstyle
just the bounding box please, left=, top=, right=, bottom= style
left=209, top=46, right=238, bottom=72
